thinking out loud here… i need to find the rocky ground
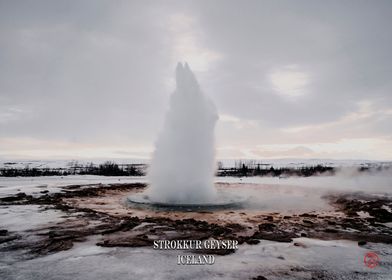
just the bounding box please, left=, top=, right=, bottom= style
left=1, top=182, right=392, bottom=279
left=1, top=183, right=392, bottom=254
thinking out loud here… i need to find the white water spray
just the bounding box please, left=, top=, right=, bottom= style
left=148, top=62, right=218, bottom=204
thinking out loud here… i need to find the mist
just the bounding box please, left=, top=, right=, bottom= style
left=148, top=63, right=218, bottom=203
left=215, top=168, right=392, bottom=212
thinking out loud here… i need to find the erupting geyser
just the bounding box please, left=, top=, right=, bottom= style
left=148, top=62, right=218, bottom=204
left=127, top=63, right=246, bottom=209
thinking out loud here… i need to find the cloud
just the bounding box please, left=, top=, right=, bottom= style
left=251, top=146, right=315, bottom=158
left=0, top=105, right=32, bottom=124
left=268, top=65, right=309, bottom=99
left=168, top=13, right=222, bottom=72
left=0, top=1, right=391, bottom=160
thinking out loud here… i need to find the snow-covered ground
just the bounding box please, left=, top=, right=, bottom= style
left=216, top=170, right=392, bottom=194
left=0, top=175, right=147, bottom=198
left=1, top=174, right=392, bottom=279
left=1, top=171, right=391, bottom=213
left=1, top=236, right=391, bottom=280
left=0, top=205, right=65, bottom=232
left=1, top=167, right=391, bottom=199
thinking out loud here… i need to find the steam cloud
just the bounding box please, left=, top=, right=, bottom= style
left=148, top=63, right=218, bottom=203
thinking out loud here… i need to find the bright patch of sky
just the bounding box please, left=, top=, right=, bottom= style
left=269, top=65, right=309, bottom=99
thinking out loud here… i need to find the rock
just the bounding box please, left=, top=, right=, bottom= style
left=252, top=231, right=295, bottom=243
left=246, top=239, right=260, bottom=245
left=336, top=198, right=348, bottom=204
left=302, top=219, right=314, bottom=227
left=0, top=235, right=18, bottom=244
left=258, top=223, right=276, bottom=231
left=97, top=236, right=153, bottom=247
left=16, top=192, right=27, bottom=197
left=225, top=223, right=245, bottom=230
left=33, top=239, right=74, bottom=254
left=252, top=276, right=268, bottom=280
left=367, top=208, right=392, bottom=223
left=193, top=248, right=235, bottom=255
left=299, top=213, right=317, bottom=218
left=358, top=240, right=367, bottom=246
left=212, top=226, right=228, bottom=235
left=294, top=242, right=307, bottom=248
left=0, top=192, right=30, bottom=203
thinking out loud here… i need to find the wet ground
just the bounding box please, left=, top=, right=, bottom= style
left=0, top=178, right=392, bottom=279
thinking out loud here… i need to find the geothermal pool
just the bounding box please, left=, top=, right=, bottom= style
left=127, top=189, right=247, bottom=211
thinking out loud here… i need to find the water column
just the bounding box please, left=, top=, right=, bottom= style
left=148, top=63, right=218, bottom=204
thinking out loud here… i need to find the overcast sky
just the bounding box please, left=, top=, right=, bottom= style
left=1, top=0, right=392, bottom=161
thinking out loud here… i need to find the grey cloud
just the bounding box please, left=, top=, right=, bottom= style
left=0, top=1, right=176, bottom=143
left=190, top=0, right=392, bottom=126
left=0, top=0, right=391, bottom=159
